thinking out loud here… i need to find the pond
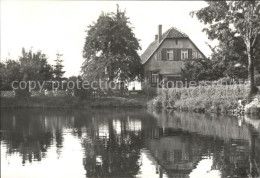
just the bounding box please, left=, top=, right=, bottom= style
left=1, top=108, right=260, bottom=178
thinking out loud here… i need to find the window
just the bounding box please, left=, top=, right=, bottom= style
left=163, top=151, right=170, bottom=161
left=192, top=51, right=198, bottom=59
left=174, top=150, right=182, bottom=163
left=166, top=49, right=174, bottom=60
left=151, top=72, right=158, bottom=83
left=181, top=49, right=188, bottom=60
left=198, top=53, right=202, bottom=58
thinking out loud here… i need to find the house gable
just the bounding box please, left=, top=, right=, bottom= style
left=142, top=26, right=207, bottom=85
left=141, top=26, right=206, bottom=65
left=143, top=38, right=206, bottom=75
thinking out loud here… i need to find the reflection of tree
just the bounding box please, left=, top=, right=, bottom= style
left=248, top=124, right=259, bottom=177
left=2, top=108, right=260, bottom=178
left=81, top=116, right=143, bottom=177
left=71, top=109, right=156, bottom=177
left=1, top=109, right=74, bottom=165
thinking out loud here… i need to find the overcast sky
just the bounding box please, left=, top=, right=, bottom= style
left=1, top=1, right=214, bottom=77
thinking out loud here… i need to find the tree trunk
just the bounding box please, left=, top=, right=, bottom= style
left=247, top=47, right=256, bottom=99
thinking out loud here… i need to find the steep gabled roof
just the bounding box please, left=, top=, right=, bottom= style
left=163, top=27, right=189, bottom=39
left=140, top=27, right=205, bottom=64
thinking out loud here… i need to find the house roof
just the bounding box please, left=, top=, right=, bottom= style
left=140, top=26, right=205, bottom=64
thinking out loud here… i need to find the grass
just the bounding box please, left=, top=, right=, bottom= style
left=148, top=84, right=251, bottom=113
left=90, top=96, right=149, bottom=108
left=1, top=84, right=258, bottom=112
left=1, top=95, right=149, bottom=109
left=1, top=96, right=91, bottom=108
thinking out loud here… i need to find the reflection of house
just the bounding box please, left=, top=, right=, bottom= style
left=145, top=126, right=260, bottom=178
left=211, top=139, right=251, bottom=177
left=98, top=123, right=109, bottom=138
left=145, top=128, right=200, bottom=177
left=113, top=120, right=122, bottom=134
left=126, top=117, right=142, bottom=132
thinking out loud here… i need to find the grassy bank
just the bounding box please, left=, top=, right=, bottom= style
left=90, top=97, right=149, bottom=108
left=0, top=96, right=149, bottom=109
left=1, top=96, right=90, bottom=109
left=148, top=84, right=251, bottom=113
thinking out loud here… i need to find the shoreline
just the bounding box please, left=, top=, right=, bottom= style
left=0, top=96, right=149, bottom=109
left=1, top=95, right=259, bottom=116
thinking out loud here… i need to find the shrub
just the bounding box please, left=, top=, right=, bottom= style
left=155, top=84, right=248, bottom=113
left=216, top=77, right=233, bottom=85
left=255, top=74, right=260, bottom=86
left=143, top=83, right=157, bottom=97
left=74, top=88, right=93, bottom=99
left=15, top=88, right=30, bottom=98
left=152, top=97, right=163, bottom=108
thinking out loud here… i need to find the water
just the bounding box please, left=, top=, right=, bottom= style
left=1, top=108, right=259, bottom=178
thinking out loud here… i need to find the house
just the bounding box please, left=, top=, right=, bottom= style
left=141, top=25, right=206, bottom=87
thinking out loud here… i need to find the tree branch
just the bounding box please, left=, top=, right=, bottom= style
left=251, top=28, right=259, bottom=47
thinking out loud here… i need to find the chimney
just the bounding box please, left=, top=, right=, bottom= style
left=158, top=25, right=162, bottom=43
left=155, top=35, right=158, bottom=41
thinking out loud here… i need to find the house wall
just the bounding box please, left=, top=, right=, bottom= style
left=143, top=38, right=204, bottom=77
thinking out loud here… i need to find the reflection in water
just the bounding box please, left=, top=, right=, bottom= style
left=1, top=108, right=259, bottom=178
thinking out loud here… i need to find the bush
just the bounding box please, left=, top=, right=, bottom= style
left=74, top=88, right=93, bottom=99
left=155, top=84, right=249, bottom=113
left=15, top=88, right=30, bottom=98
left=255, top=74, right=260, bottom=86
left=143, top=83, right=157, bottom=97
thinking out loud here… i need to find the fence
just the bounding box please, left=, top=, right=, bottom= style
left=0, top=90, right=73, bottom=98
left=32, top=90, right=73, bottom=97
left=0, top=89, right=130, bottom=98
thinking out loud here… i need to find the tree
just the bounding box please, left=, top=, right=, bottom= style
left=191, top=1, right=260, bottom=98
left=53, top=52, right=65, bottom=82
left=66, top=76, right=92, bottom=98
left=207, top=34, right=249, bottom=80
left=19, top=48, right=53, bottom=81
left=181, top=58, right=225, bottom=83
left=82, top=5, right=142, bottom=82
left=0, top=48, right=53, bottom=91
left=0, top=59, right=22, bottom=90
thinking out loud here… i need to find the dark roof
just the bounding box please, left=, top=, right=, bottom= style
left=141, top=27, right=204, bottom=64
left=163, top=27, right=189, bottom=39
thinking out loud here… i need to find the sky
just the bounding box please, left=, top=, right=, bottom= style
left=1, top=1, right=214, bottom=77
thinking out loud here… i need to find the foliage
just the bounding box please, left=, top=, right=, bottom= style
left=82, top=5, right=142, bottom=82
left=152, top=84, right=249, bottom=113
left=142, top=82, right=157, bottom=97
left=15, top=88, right=31, bottom=98
left=53, top=52, right=66, bottom=82
left=182, top=58, right=224, bottom=82
left=1, top=95, right=91, bottom=108
left=255, top=74, right=260, bottom=86
left=0, top=60, right=22, bottom=90
left=191, top=1, right=260, bottom=97
left=66, top=76, right=93, bottom=99
left=1, top=48, right=53, bottom=91
left=19, top=48, right=53, bottom=81
left=181, top=57, right=248, bottom=83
